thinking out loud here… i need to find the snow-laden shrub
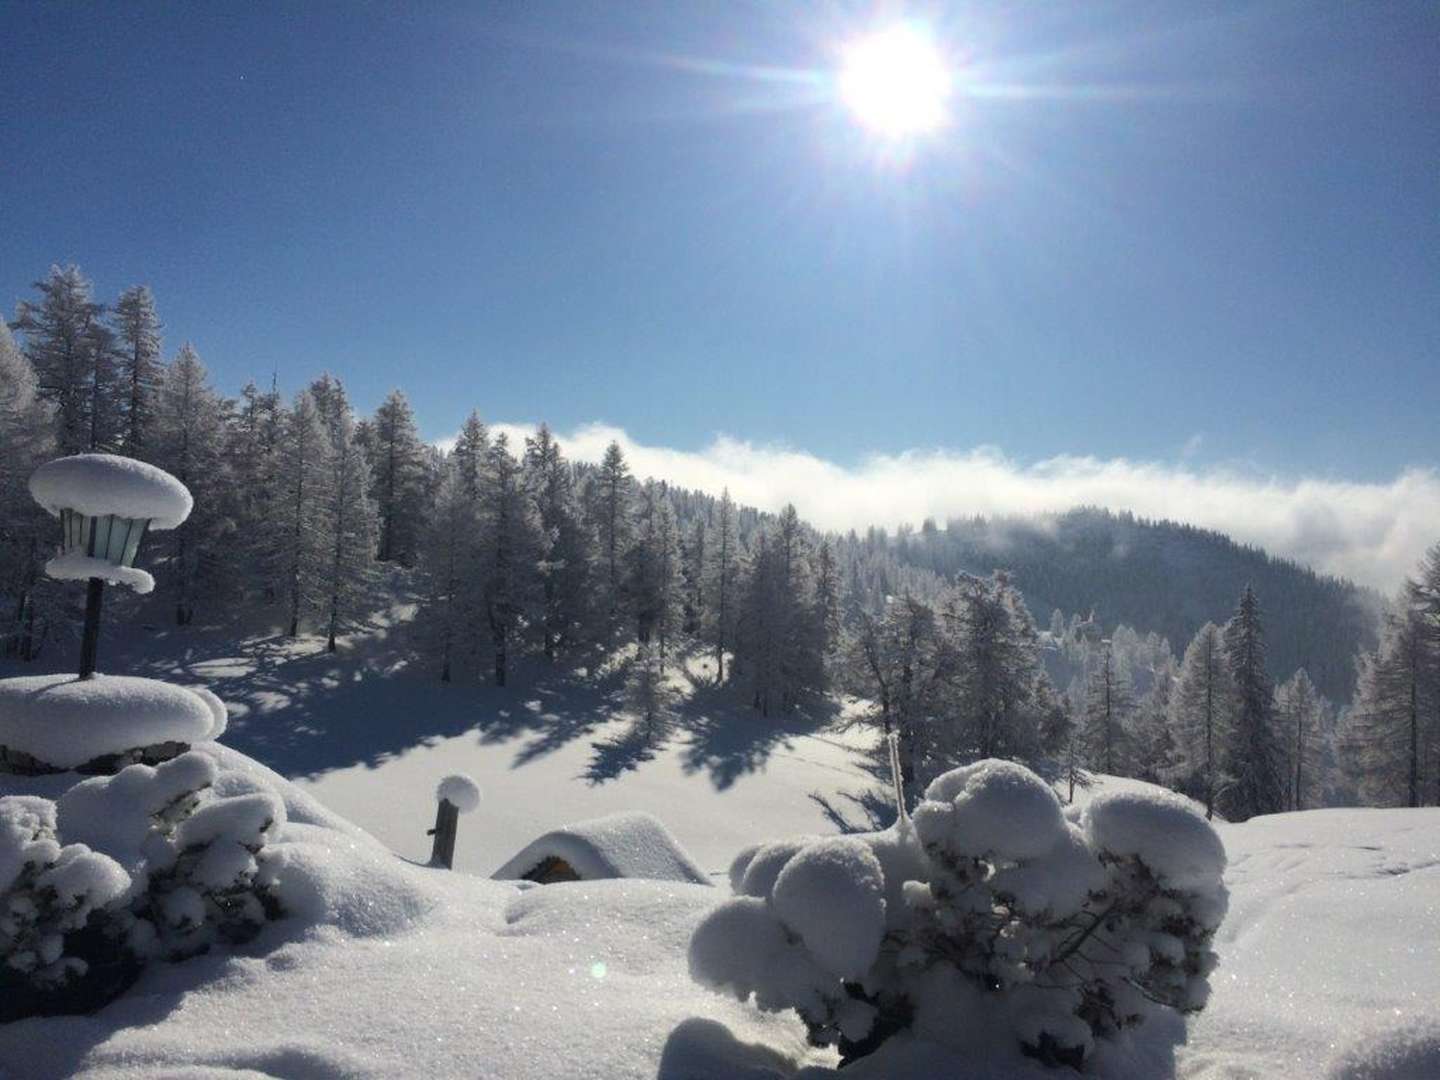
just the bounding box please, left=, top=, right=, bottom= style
left=689, top=759, right=1228, bottom=1068
left=1, top=752, right=286, bottom=1018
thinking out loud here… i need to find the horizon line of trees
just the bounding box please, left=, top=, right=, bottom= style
left=3, top=263, right=1436, bottom=818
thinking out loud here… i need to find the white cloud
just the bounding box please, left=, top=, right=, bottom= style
left=441, top=421, right=1439, bottom=593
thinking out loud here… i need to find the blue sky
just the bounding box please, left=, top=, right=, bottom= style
left=3, top=1, right=1436, bottom=491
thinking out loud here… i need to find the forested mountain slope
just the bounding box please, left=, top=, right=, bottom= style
left=870, top=508, right=1382, bottom=701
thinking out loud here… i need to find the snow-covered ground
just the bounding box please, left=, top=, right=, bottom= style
left=3, top=612, right=1437, bottom=1077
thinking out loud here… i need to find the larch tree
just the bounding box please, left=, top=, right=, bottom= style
left=1348, top=602, right=1434, bottom=807
left=705, top=489, right=738, bottom=683
left=1170, top=621, right=1232, bottom=820
left=592, top=440, right=633, bottom=625
left=110, top=285, right=163, bottom=459
left=479, top=434, right=540, bottom=686
left=153, top=344, right=230, bottom=625
left=368, top=390, right=428, bottom=565
left=12, top=265, right=114, bottom=454
left=0, top=321, right=56, bottom=661
left=1275, top=668, right=1327, bottom=811
left=310, top=379, right=377, bottom=653
left=523, top=424, right=593, bottom=662
left=417, top=451, right=482, bottom=682
left=1081, top=642, right=1136, bottom=776
left=1220, top=585, right=1286, bottom=820
left=275, top=391, right=333, bottom=638
left=682, top=513, right=707, bottom=637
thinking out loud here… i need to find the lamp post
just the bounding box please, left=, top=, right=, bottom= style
left=28, top=454, right=193, bottom=679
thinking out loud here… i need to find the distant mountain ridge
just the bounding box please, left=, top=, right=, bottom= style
left=878, top=507, right=1382, bottom=702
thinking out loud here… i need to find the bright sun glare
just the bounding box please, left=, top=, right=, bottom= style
left=838, top=24, right=951, bottom=138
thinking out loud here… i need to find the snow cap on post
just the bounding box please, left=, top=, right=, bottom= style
left=436, top=774, right=482, bottom=814
left=30, top=454, right=193, bottom=530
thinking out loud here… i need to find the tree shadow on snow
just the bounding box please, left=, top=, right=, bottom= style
left=676, top=678, right=843, bottom=792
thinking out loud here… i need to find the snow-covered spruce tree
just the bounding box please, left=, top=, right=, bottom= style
left=227, top=379, right=285, bottom=602
left=705, top=489, right=739, bottom=683
left=310, top=377, right=377, bottom=653
left=624, top=639, right=679, bottom=747
left=273, top=390, right=332, bottom=638
left=366, top=389, right=430, bottom=566
left=681, top=512, right=706, bottom=637
left=1169, top=622, right=1232, bottom=819
left=1130, top=651, right=1180, bottom=786
left=1348, top=601, right=1435, bottom=807
left=12, top=265, right=119, bottom=455
left=590, top=440, right=634, bottom=627
left=109, top=284, right=164, bottom=460
left=627, top=482, right=681, bottom=658
left=414, top=451, right=481, bottom=682
left=523, top=424, right=594, bottom=661
left=1081, top=644, right=1135, bottom=776
left=479, top=433, right=540, bottom=686
left=0, top=321, right=57, bottom=661
left=690, top=758, right=1227, bottom=1069
left=1274, top=668, right=1328, bottom=811
left=153, top=344, right=232, bottom=625
left=1220, top=586, right=1286, bottom=820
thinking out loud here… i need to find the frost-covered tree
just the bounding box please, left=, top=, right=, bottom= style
left=591, top=441, right=633, bottom=624
left=1081, top=643, right=1135, bottom=776
left=273, top=392, right=332, bottom=638
left=414, top=452, right=481, bottom=682
left=1348, top=602, right=1434, bottom=807
left=109, top=285, right=163, bottom=459
left=309, top=379, right=376, bottom=652
left=12, top=265, right=116, bottom=454
left=681, top=513, right=706, bottom=637
left=0, top=322, right=57, bottom=660
left=627, top=482, right=681, bottom=657
left=1220, top=586, right=1286, bottom=820
left=1131, top=653, right=1179, bottom=785
left=367, top=390, right=428, bottom=565
left=523, top=424, right=592, bottom=661
left=152, top=345, right=230, bottom=625
left=705, top=489, right=739, bottom=682
left=1170, top=622, right=1231, bottom=819
left=1274, top=668, right=1328, bottom=811
left=227, top=379, right=284, bottom=600
left=479, top=434, right=539, bottom=685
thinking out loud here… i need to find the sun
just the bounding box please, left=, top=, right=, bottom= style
left=837, top=24, right=952, bottom=138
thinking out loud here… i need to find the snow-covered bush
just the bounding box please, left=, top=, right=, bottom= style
left=1, top=752, right=286, bottom=1018
left=689, top=759, right=1228, bottom=1068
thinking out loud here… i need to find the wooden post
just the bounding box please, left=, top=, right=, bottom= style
left=428, top=797, right=460, bottom=869
left=78, top=578, right=105, bottom=681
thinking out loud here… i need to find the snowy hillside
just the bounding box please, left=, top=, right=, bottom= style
left=4, top=619, right=1437, bottom=1077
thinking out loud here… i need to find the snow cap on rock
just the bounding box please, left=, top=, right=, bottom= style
left=436, top=774, right=482, bottom=814
left=30, top=453, right=193, bottom=530
left=0, top=674, right=219, bottom=770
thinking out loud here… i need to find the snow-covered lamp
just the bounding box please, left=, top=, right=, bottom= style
left=29, top=454, right=193, bottom=679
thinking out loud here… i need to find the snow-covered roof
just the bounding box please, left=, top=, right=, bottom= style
left=29, top=454, right=193, bottom=530
left=0, top=675, right=226, bottom=770
left=491, top=811, right=710, bottom=885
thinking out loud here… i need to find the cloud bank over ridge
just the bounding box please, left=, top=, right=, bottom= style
left=446, top=422, right=1437, bottom=593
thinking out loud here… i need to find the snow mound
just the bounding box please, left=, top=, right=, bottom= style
left=0, top=675, right=220, bottom=770
left=43, top=552, right=155, bottom=594
left=915, top=758, right=1067, bottom=860
left=29, top=454, right=193, bottom=530
left=771, top=837, right=886, bottom=980
left=492, top=810, right=710, bottom=884
left=436, top=773, right=481, bottom=813
left=1083, top=787, right=1227, bottom=891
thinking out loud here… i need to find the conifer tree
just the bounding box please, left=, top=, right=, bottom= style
left=153, top=344, right=230, bottom=625
left=592, top=441, right=633, bottom=625
left=0, top=322, right=56, bottom=660
left=12, top=265, right=114, bottom=454
left=110, top=285, right=163, bottom=458
left=1170, top=621, right=1232, bottom=819
left=1275, top=668, right=1327, bottom=811
left=1349, top=603, right=1434, bottom=807
left=1081, top=642, right=1135, bottom=775
left=368, top=390, right=428, bottom=565
left=275, top=392, right=332, bottom=638
left=682, top=514, right=707, bottom=636
left=706, top=489, right=738, bottom=683
left=416, top=452, right=482, bottom=682
left=309, top=380, right=376, bottom=652
left=479, top=434, right=539, bottom=685
left=1221, top=586, right=1286, bottom=819
left=523, top=424, right=593, bottom=661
